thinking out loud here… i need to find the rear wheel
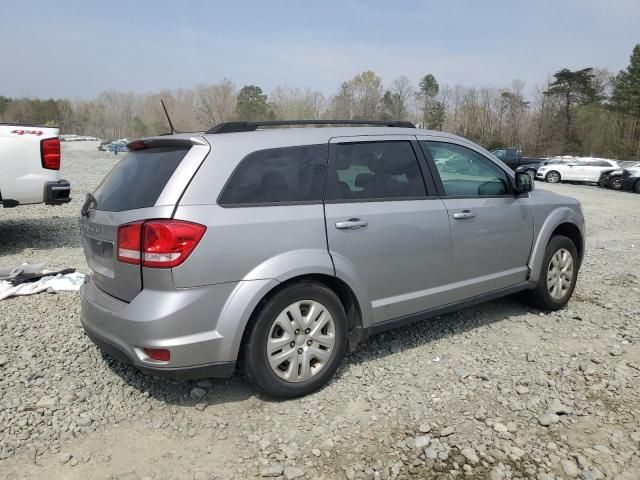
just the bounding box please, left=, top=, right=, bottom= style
left=610, top=177, right=623, bottom=190
left=525, top=235, right=578, bottom=310
left=242, top=282, right=347, bottom=398
left=545, top=171, right=561, bottom=183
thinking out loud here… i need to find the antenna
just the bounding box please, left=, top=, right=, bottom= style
left=160, top=99, right=176, bottom=135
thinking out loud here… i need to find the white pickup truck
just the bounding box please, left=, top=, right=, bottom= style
left=0, top=124, right=71, bottom=208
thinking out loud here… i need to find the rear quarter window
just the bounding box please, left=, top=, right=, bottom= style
left=93, top=147, right=189, bottom=212
left=218, top=144, right=327, bottom=206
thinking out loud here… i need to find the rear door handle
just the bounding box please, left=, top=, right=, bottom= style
left=335, top=218, right=368, bottom=230
left=452, top=210, right=476, bottom=220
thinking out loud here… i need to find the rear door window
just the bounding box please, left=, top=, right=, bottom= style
left=93, top=147, right=189, bottom=211
left=591, top=160, right=612, bottom=167
left=325, top=141, right=426, bottom=201
left=218, top=144, right=327, bottom=206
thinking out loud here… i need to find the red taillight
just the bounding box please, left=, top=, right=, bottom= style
left=143, top=348, right=170, bottom=362
left=117, top=220, right=206, bottom=268
left=128, top=140, right=148, bottom=151
left=142, top=220, right=206, bottom=268
left=41, top=138, right=61, bottom=170
left=117, top=221, right=143, bottom=264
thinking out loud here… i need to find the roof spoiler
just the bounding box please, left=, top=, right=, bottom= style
left=205, top=120, right=416, bottom=134
left=126, top=136, right=208, bottom=150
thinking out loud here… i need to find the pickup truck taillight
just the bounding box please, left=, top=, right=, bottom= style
left=41, top=138, right=61, bottom=169
left=117, top=220, right=206, bottom=268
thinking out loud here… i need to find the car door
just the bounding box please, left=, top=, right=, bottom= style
left=419, top=138, right=534, bottom=300
left=564, top=160, right=587, bottom=180
left=324, top=136, right=452, bottom=324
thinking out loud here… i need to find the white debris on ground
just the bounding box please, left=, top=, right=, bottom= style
left=0, top=266, right=84, bottom=301
left=0, top=142, right=639, bottom=479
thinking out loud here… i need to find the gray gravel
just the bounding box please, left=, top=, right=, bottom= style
left=1, top=142, right=639, bottom=479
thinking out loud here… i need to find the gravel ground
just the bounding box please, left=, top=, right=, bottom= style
left=1, top=142, right=639, bottom=479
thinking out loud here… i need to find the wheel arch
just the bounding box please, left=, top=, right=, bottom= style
left=236, top=273, right=366, bottom=362
left=552, top=222, right=584, bottom=263
left=528, top=209, right=584, bottom=284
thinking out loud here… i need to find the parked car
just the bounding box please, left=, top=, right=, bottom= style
left=490, top=148, right=547, bottom=170
left=598, top=161, right=640, bottom=189
left=98, top=140, right=113, bottom=151
left=536, top=158, right=618, bottom=184
left=0, top=123, right=71, bottom=208
left=616, top=167, right=640, bottom=193
left=517, top=157, right=574, bottom=178
left=79, top=120, right=584, bottom=398
left=107, top=141, right=128, bottom=154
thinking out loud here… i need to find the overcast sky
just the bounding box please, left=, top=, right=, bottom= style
left=1, top=0, right=639, bottom=99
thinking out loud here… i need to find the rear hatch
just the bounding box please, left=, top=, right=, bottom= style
left=79, top=137, right=210, bottom=301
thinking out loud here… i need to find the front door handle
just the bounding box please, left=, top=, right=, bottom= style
left=335, top=218, right=368, bottom=230
left=452, top=210, right=476, bottom=220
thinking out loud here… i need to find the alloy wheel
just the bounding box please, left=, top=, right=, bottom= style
left=546, top=172, right=560, bottom=183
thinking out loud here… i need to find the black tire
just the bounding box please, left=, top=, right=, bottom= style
left=545, top=171, right=561, bottom=183
left=610, top=177, right=623, bottom=190
left=635, top=180, right=640, bottom=194
left=242, top=282, right=348, bottom=398
left=525, top=235, right=578, bottom=311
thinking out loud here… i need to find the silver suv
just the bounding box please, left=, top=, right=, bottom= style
left=79, top=120, right=585, bottom=398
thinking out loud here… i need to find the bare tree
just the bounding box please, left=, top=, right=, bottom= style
left=196, top=79, right=236, bottom=127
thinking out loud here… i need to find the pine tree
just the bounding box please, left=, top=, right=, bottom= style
left=416, top=74, right=439, bottom=128
left=612, top=44, right=640, bottom=157
left=235, top=85, right=270, bottom=121
left=544, top=68, right=599, bottom=153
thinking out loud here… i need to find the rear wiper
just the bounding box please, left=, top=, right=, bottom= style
left=81, top=193, right=97, bottom=217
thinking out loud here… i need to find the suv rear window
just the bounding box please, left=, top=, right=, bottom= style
left=93, top=147, right=189, bottom=211
left=218, top=144, right=327, bottom=206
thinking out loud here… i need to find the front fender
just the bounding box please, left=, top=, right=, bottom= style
left=528, top=207, right=585, bottom=283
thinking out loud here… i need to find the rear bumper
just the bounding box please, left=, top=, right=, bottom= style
left=80, top=277, right=242, bottom=378
left=84, top=328, right=235, bottom=379
left=44, top=179, right=71, bottom=205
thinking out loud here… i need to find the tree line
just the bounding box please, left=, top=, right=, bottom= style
left=1, top=44, right=639, bottom=159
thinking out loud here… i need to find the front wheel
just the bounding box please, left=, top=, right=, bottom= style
left=545, top=171, right=561, bottom=183
left=242, top=282, right=348, bottom=398
left=525, top=235, right=578, bottom=310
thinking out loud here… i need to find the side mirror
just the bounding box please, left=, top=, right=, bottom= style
left=515, top=171, right=534, bottom=193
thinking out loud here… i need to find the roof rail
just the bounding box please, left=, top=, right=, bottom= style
left=205, top=120, right=416, bottom=134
